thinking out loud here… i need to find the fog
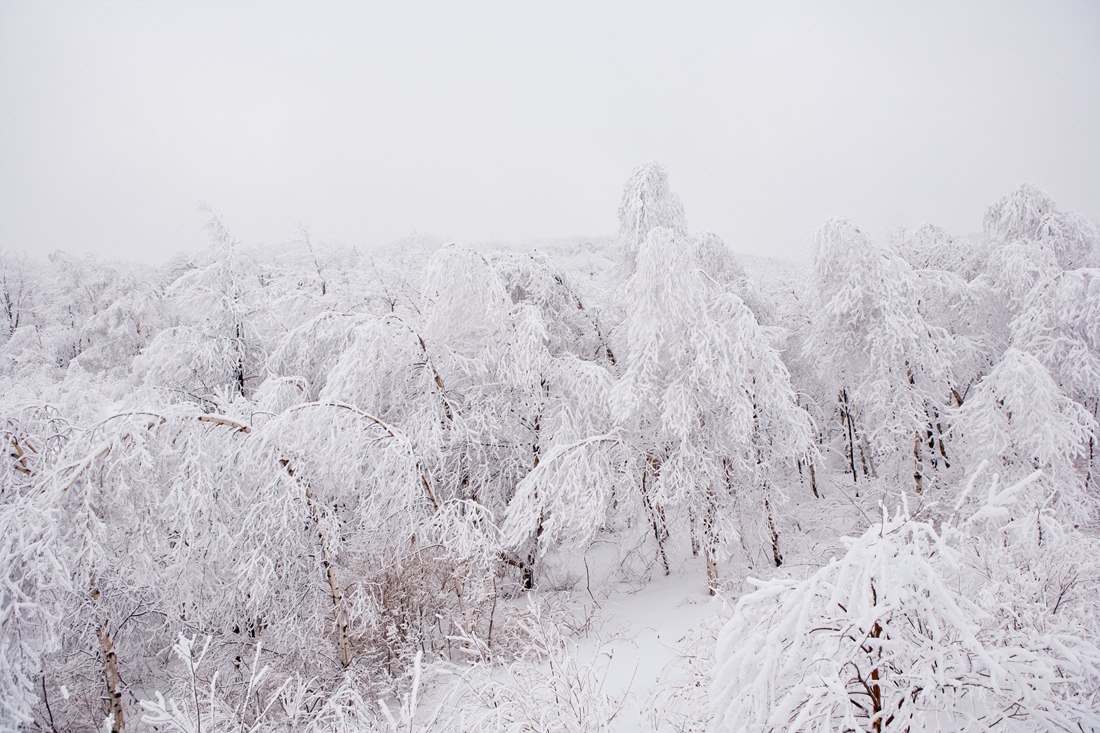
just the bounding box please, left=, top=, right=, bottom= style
left=1, top=0, right=1097, bottom=264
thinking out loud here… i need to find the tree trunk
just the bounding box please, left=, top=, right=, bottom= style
left=283, top=459, right=353, bottom=666
left=703, top=485, right=719, bottom=595
left=97, top=622, right=125, bottom=733
left=688, top=507, right=700, bottom=557
left=325, top=563, right=353, bottom=667
left=913, top=431, right=924, bottom=494
left=765, top=496, right=782, bottom=568
left=859, top=432, right=877, bottom=478
left=1089, top=434, right=1095, bottom=490
left=521, top=383, right=549, bottom=590
left=522, top=514, right=543, bottom=590
left=234, top=322, right=246, bottom=397
left=840, top=390, right=858, bottom=485
left=642, top=453, right=670, bottom=576
left=933, top=418, right=950, bottom=467
left=705, top=546, right=718, bottom=596
left=862, top=581, right=893, bottom=732
left=869, top=622, right=885, bottom=733
left=1088, top=396, right=1097, bottom=489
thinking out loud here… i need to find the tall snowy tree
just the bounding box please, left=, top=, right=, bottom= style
left=608, top=225, right=810, bottom=584
left=804, top=218, right=954, bottom=493
left=616, top=161, right=688, bottom=276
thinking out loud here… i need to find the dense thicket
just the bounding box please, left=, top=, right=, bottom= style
left=1, top=168, right=1098, bottom=731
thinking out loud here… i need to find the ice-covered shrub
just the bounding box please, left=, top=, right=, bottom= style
left=434, top=600, right=628, bottom=733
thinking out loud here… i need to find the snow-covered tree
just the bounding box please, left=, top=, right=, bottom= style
left=0, top=252, right=36, bottom=343
left=1011, top=269, right=1100, bottom=409
left=228, top=399, right=482, bottom=680
left=712, top=470, right=1100, bottom=733
left=804, top=218, right=954, bottom=493
left=413, top=244, right=625, bottom=589
left=693, top=231, right=773, bottom=326
left=264, top=310, right=374, bottom=402
left=0, top=253, right=128, bottom=392
left=985, top=182, right=1099, bottom=270
left=1, top=395, right=474, bottom=731
left=982, top=240, right=1063, bottom=321
left=138, top=212, right=266, bottom=402
left=608, top=226, right=810, bottom=584
left=493, top=251, right=616, bottom=366
left=955, top=348, right=1097, bottom=524
left=1, top=409, right=245, bottom=732
left=74, top=267, right=167, bottom=381
left=908, top=268, right=999, bottom=409
left=891, top=223, right=989, bottom=281
left=616, top=161, right=688, bottom=276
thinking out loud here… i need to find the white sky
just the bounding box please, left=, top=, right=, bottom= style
left=1, top=1, right=1098, bottom=265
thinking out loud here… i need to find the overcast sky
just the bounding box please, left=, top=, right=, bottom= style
left=1, top=1, right=1097, bottom=265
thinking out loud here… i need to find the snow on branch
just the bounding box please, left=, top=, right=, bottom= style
left=711, top=469, right=1100, bottom=732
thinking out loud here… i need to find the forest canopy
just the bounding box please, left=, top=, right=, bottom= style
left=2, top=165, right=1098, bottom=732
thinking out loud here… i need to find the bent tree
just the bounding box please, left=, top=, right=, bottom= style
left=0, top=410, right=243, bottom=732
